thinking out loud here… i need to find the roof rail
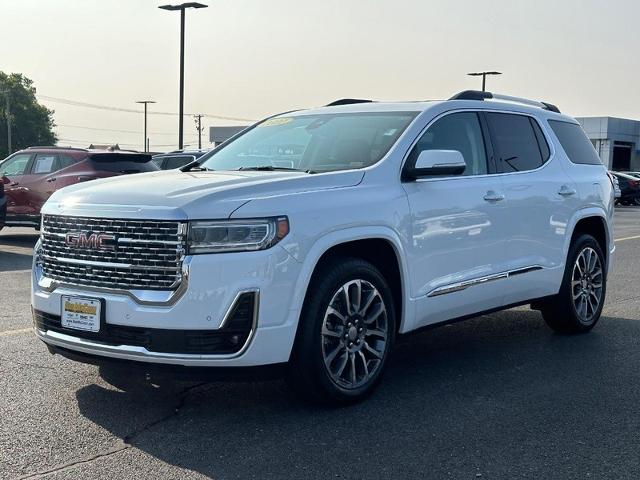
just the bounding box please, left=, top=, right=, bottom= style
left=325, top=98, right=373, bottom=107
left=449, top=90, right=560, bottom=113
left=26, top=145, right=89, bottom=151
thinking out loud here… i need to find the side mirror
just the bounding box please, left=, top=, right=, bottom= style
left=405, top=149, right=466, bottom=179
left=2, top=175, right=10, bottom=185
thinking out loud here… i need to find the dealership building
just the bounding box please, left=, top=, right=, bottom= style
left=576, top=117, right=640, bottom=171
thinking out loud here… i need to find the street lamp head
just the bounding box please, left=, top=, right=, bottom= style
left=135, top=100, right=156, bottom=104
left=159, top=2, right=208, bottom=10
left=467, top=71, right=502, bottom=76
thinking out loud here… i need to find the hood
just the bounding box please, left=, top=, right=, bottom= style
left=42, top=169, right=365, bottom=220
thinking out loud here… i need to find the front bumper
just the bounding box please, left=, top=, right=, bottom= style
left=32, top=243, right=303, bottom=367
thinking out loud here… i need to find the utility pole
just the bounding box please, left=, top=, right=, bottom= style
left=1, top=90, right=11, bottom=155
left=159, top=3, right=208, bottom=149
left=194, top=114, right=204, bottom=149
left=467, top=71, right=502, bottom=92
left=135, top=100, right=156, bottom=152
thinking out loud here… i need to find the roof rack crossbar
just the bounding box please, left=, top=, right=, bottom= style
left=449, top=90, right=560, bottom=113
left=325, top=98, right=373, bottom=107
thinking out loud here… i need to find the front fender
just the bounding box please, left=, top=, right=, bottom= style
left=287, top=226, right=413, bottom=333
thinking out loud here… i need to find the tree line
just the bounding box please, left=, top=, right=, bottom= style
left=0, top=71, right=57, bottom=157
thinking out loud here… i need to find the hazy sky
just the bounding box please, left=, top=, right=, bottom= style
left=1, top=0, right=639, bottom=151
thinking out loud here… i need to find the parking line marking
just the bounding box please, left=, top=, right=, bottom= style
left=615, top=235, right=640, bottom=243
left=0, top=327, right=32, bottom=337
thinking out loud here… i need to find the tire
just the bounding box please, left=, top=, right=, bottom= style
left=634, top=196, right=640, bottom=206
left=540, top=234, right=606, bottom=333
left=287, top=257, right=396, bottom=405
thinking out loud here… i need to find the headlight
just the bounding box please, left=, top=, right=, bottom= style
left=187, top=217, right=289, bottom=254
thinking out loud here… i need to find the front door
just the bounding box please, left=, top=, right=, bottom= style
left=402, top=111, right=509, bottom=330
left=0, top=152, right=33, bottom=219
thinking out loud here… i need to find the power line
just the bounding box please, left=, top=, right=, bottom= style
left=38, top=94, right=256, bottom=122
left=56, top=137, right=199, bottom=148
left=55, top=123, right=199, bottom=136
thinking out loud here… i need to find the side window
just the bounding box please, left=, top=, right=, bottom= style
left=1, top=154, right=31, bottom=176
left=530, top=119, right=550, bottom=161
left=548, top=120, right=602, bottom=165
left=486, top=113, right=546, bottom=173
left=32, top=154, right=57, bottom=174
left=409, top=112, right=488, bottom=176
left=164, top=156, right=193, bottom=169
left=55, top=154, right=76, bottom=171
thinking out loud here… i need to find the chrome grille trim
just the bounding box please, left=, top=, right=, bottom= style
left=40, top=215, right=186, bottom=291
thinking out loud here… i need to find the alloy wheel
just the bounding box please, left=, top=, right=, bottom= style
left=571, top=247, right=603, bottom=324
left=321, top=279, right=389, bottom=389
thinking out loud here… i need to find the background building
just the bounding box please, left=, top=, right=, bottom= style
left=209, top=126, right=248, bottom=147
left=576, top=117, right=640, bottom=171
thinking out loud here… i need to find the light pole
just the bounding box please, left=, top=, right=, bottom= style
left=159, top=2, right=208, bottom=150
left=135, top=100, right=156, bottom=152
left=467, top=71, right=502, bottom=92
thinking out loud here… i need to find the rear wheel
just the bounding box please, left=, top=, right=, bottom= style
left=540, top=234, right=606, bottom=333
left=287, top=257, right=396, bottom=405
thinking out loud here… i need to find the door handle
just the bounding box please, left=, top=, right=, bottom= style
left=558, top=185, right=576, bottom=197
left=483, top=191, right=505, bottom=202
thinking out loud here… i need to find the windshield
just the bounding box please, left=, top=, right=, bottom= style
left=198, top=112, right=418, bottom=173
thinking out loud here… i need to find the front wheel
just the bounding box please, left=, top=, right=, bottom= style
left=634, top=196, right=640, bottom=206
left=540, top=234, right=606, bottom=333
left=287, top=257, right=396, bottom=405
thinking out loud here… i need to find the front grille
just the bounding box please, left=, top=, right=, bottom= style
left=34, top=292, right=256, bottom=355
left=40, top=215, right=185, bottom=290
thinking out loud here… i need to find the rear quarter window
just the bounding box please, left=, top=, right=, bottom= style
left=548, top=120, right=602, bottom=165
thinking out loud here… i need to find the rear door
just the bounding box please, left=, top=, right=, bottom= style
left=485, top=112, right=574, bottom=304
left=0, top=152, right=33, bottom=217
left=24, top=153, right=79, bottom=214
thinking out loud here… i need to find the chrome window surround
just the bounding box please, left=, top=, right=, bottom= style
left=34, top=290, right=260, bottom=361
left=399, top=108, right=558, bottom=183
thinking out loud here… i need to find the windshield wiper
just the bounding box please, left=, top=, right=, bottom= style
left=237, top=165, right=315, bottom=173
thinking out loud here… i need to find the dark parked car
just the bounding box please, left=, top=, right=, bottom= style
left=152, top=149, right=207, bottom=170
left=0, top=146, right=158, bottom=228
left=0, top=177, right=6, bottom=231
left=612, top=172, right=640, bottom=206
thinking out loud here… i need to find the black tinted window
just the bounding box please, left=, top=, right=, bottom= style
left=410, top=112, right=488, bottom=176
left=549, top=120, right=602, bottom=165
left=90, top=153, right=157, bottom=173
left=486, top=113, right=545, bottom=172
left=164, top=156, right=193, bottom=169
left=531, top=119, right=550, bottom=161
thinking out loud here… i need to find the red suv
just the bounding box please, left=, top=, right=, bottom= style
left=0, top=146, right=158, bottom=229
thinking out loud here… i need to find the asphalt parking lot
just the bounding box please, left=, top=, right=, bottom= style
left=1, top=208, right=640, bottom=480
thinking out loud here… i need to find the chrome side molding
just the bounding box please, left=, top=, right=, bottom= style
left=427, top=266, right=543, bottom=297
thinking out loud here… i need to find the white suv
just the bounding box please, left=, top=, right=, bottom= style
left=32, top=91, right=614, bottom=404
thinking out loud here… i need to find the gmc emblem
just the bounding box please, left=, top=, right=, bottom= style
left=65, top=232, right=117, bottom=251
